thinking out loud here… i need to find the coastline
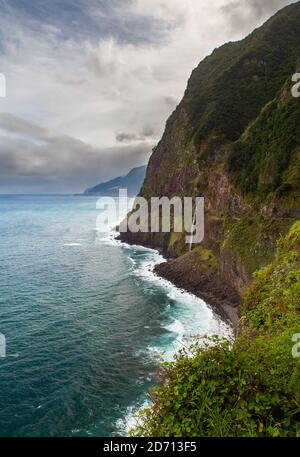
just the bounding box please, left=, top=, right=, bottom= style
left=111, top=231, right=234, bottom=435
left=116, top=232, right=239, bottom=334
left=154, top=259, right=240, bottom=332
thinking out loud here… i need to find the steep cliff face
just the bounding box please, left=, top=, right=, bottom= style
left=120, top=2, right=300, bottom=323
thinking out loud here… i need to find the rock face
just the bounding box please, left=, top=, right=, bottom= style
left=155, top=249, right=241, bottom=329
left=120, top=2, right=300, bottom=325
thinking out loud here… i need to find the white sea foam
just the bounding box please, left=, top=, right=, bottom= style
left=63, top=243, right=82, bottom=247
left=129, top=248, right=233, bottom=355
left=102, top=228, right=233, bottom=436
left=115, top=398, right=151, bottom=436
left=96, top=228, right=121, bottom=246
left=165, top=318, right=185, bottom=339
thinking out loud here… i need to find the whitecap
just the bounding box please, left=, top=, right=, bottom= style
left=165, top=319, right=185, bottom=339
left=63, top=243, right=82, bottom=247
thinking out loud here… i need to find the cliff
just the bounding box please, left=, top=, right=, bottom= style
left=120, top=2, right=300, bottom=325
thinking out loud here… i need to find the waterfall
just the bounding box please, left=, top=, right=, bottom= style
left=188, top=201, right=198, bottom=252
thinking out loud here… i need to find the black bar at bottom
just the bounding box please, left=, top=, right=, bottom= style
left=0, top=437, right=298, bottom=455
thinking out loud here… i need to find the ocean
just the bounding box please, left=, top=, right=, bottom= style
left=0, top=195, right=231, bottom=437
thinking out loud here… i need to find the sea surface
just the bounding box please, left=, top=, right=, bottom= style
left=0, top=195, right=231, bottom=437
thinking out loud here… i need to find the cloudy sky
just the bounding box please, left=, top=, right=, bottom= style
left=0, top=0, right=297, bottom=193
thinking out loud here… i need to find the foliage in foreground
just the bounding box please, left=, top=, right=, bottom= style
left=132, top=222, right=300, bottom=437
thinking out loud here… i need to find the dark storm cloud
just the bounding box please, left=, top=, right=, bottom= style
left=0, top=114, right=152, bottom=193
left=221, top=0, right=297, bottom=32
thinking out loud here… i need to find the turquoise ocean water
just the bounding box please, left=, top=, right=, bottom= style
left=0, top=195, right=230, bottom=436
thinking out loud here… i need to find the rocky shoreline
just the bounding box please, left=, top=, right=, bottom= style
left=154, top=257, right=240, bottom=332
left=118, top=232, right=240, bottom=332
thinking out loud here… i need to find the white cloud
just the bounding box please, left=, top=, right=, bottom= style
left=0, top=0, right=296, bottom=192
left=0, top=113, right=150, bottom=193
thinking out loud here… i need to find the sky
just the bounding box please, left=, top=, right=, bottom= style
left=0, top=0, right=297, bottom=193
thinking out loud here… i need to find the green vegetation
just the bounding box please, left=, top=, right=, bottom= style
left=132, top=222, right=300, bottom=437
left=243, top=221, right=300, bottom=333
left=184, top=2, right=300, bottom=149
left=168, top=232, right=186, bottom=258
left=222, top=217, right=295, bottom=275
left=228, top=84, right=300, bottom=199
left=190, top=246, right=218, bottom=272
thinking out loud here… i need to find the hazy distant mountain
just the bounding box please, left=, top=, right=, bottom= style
left=83, top=165, right=147, bottom=197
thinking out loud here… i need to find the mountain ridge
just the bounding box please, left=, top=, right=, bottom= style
left=83, top=165, right=147, bottom=197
